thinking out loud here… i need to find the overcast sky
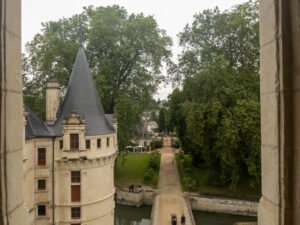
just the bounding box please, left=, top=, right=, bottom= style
left=22, top=0, right=248, bottom=99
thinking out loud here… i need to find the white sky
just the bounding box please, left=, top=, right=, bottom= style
left=22, top=0, right=248, bottom=99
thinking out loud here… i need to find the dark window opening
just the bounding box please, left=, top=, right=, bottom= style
left=37, top=205, right=46, bottom=216
left=70, top=134, right=79, bottom=150
left=71, top=207, right=81, bottom=219
left=71, top=171, right=81, bottom=183
left=37, top=148, right=46, bottom=166
left=59, top=140, right=63, bottom=150
left=97, top=139, right=101, bottom=148
left=86, top=140, right=90, bottom=149
left=37, top=179, right=46, bottom=190
left=71, top=185, right=81, bottom=202
left=107, top=138, right=110, bottom=147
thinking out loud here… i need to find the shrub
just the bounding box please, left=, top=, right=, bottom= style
left=171, top=140, right=180, bottom=148
left=149, top=139, right=163, bottom=149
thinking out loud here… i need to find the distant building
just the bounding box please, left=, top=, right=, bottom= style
left=23, top=47, right=117, bottom=225
left=133, top=111, right=160, bottom=148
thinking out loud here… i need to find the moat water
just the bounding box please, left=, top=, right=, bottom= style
left=115, top=204, right=151, bottom=225
left=115, top=204, right=257, bottom=225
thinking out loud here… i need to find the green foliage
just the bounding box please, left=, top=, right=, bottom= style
left=169, top=1, right=260, bottom=188
left=149, top=139, right=163, bottom=149
left=23, top=5, right=172, bottom=149
left=143, top=152, right=161, bottom=186
left=148, top=152, right=160, bottom=171
left=171, top=139, right=180, bottom=149
left=176, top=153, right=260, bottom=200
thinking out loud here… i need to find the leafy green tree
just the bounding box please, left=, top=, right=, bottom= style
left=23, top=5, right=172, bottom=149
left=169, top=0, right=260, bottom=188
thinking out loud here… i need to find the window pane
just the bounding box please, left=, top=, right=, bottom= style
left=70, top=134, right=79, bottom=150
left=97, top=139, right=101, bottom=148
left=38, top=148, right=46, bottom=166
left=37, top=179, right=46, bottom=190
left=86, top=140, right=90, bottom=149
left=71, top=207, right=81, bottom=219
left=59, top=140, right=63, bottom=150
left=71, top=171, right=81, bottom=183
left=38, top=205, right=46, bottom=216
left=107, top=138, right=110, bottom=147
left=71, top=185, right=81, bottom=202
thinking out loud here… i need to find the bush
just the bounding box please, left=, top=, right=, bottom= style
left=171, top=140, right=180, bottom=148
left=143, top=152, right=160, bottom=186
left=143, top=168, right=157, bottom=184
left=149, top=139, right=163, bottom=149
left=149, top=152, right=160, bottom=170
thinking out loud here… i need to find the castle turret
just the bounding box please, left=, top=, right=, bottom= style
left=46, top=78, right=60, bottom=125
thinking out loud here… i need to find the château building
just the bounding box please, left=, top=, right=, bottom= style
left=23, top=47, right=117, bottom=225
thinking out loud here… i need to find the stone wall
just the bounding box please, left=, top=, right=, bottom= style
left=188, top=196, right=258, bottom=217
left=0, top=0, right=29, bottom=224
left=258, top=0, right=300, bottom=224
left=115, top=187, right=154, bottom=207
left=116, top=187, right=257, bottom=218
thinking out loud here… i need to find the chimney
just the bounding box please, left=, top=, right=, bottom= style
left=112, top=107, right=118, bottom=132
left=46, top=78, right=60, bottom=125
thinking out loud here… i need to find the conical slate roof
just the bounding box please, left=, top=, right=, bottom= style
left=53, top=47, right=114, bottom=136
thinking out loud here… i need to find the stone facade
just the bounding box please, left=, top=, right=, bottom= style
left=46, top=78, right=60, bottom=124
left=259, top=0, right=300, bottom=224
left=0, top=0, right=30, bottom=224
left=23, top=125, right=117, bottom=225
left=23, top=48, right=117, bottom=225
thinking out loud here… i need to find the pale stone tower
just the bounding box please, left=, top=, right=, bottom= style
left=46, top=78, right=60, bottom=124
left=23, top=47, right=117, bottom=225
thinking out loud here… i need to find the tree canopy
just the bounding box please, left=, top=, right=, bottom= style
left=168, top=0, right=260, bottom=188
left=23, top=5, right=172, bottom=150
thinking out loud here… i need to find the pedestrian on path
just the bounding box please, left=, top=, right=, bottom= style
left=181, top=214, right=186, bottom=225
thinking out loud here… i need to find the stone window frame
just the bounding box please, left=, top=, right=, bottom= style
left=106, top=137, right=110, bottom=147
left=97, top=138, right=101, bottom=149
left=70, top=133, right=79, bottom=150
left=37, top=148, right=46, bottom=166
left=59, top=140, right=63, bottom=150
left=71, top=207, right=81, bottom=219
left=37, top=204, right=47, bottom=217
left=71, top=171, right=81, bottom=183
left=36, top=178, right=47, bottom=191
left=85, top=139, right=90, bottom=150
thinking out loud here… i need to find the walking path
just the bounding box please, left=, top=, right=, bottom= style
left=151, top=146, right=195, bottom=225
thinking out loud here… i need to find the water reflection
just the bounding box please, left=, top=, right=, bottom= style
left=193, top=211, right=257, bottom=225
left=115, top=204, right=151, bottom=225
left=115, top=204, right=257, bottom=225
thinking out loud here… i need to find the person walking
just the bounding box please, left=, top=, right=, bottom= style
left=181, top=214, right=186, bottom=225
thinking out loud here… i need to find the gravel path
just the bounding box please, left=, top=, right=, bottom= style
left=155, top=147, right=194, bottom=225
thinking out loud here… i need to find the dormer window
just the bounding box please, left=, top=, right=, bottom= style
left=70, top=134, right=79, bottom=150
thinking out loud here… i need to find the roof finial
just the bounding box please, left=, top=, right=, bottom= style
left=78, top=15, right=84, bottom=47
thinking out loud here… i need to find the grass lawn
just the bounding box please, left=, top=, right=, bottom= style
left=176, top=153, right=261, bottom=201
left=114, top=153, right=160, bottom=187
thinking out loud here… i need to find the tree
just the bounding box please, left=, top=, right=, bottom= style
left=23, top=5, right=172, bottom=150
left=169, top=0, right=260, bottom=188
